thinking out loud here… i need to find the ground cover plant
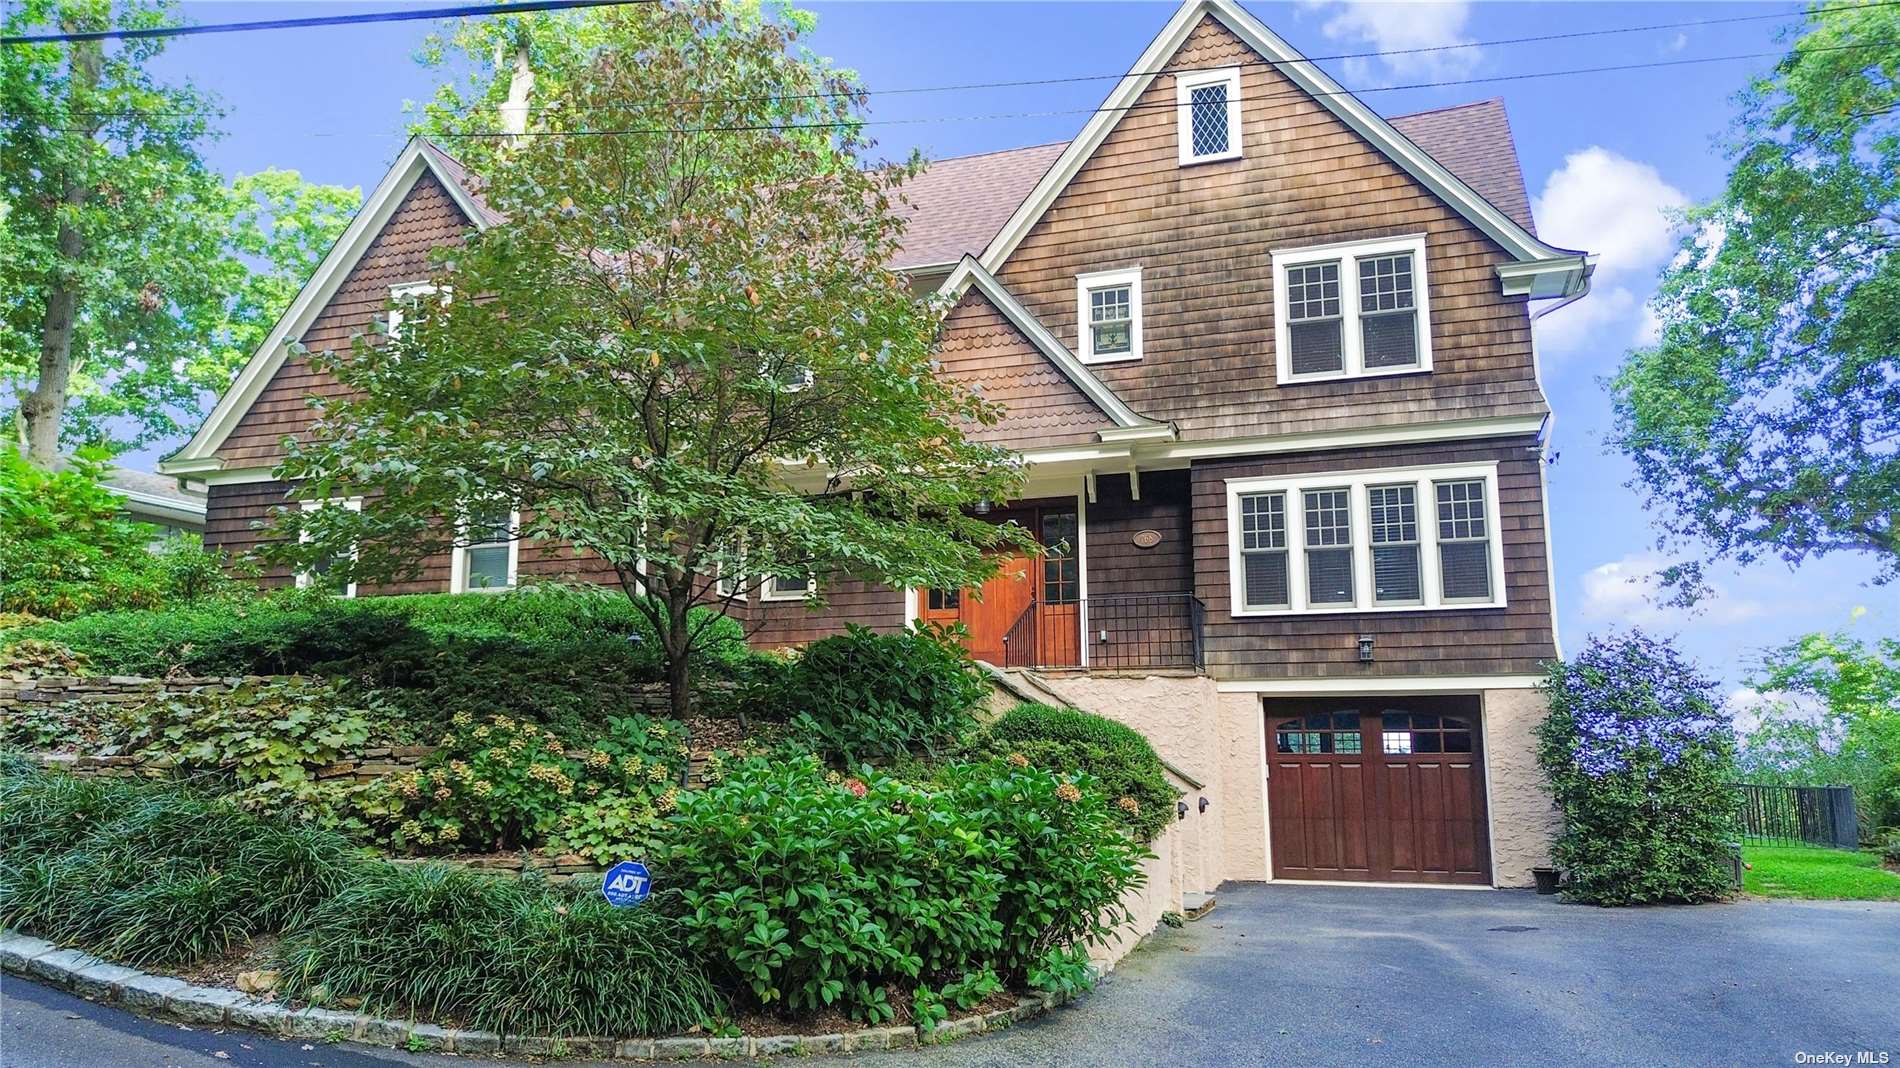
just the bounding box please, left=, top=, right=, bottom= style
left=969, top=702, right=1178, bottom=843
left=1537, top=630, right=1741, bottom=905
left=1742, top=844, right=1900, bottom=902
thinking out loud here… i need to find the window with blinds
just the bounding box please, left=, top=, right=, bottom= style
left=1435, top=479, right=1493, bottom=602
left=1303, top=488, right=1354, bottom=605
left=1367, top=483, right=1421, bottom=605
left=455, top=507, right=516, bottom=592
left=1273, top=235, right=1431, bottom=382
left=1238, top=491, right=1289, bottom=610
left=1075, top=267, right=1142, bottom=362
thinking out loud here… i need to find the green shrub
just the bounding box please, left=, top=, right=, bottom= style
left=768, top=624, right=987, bottom=764
left=1536, top=631, right=1741, bottom=905
left=276, top=862, right=719, bottom=1038
left=0, top=764, right=356, bottom=966
left=660, top=756, right=1145, bottom=1021
left=0, top=638, right=90, bottom=676
left=971, top=703, right=1179, bottom=842
left=110, top=679, right=380, bottom=814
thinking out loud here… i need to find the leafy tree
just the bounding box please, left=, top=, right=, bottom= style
left=1, top=0, right=357, bottom=462
left=1739, top=630, right=1900, bottom=832
left=1607, top=1, right=1898, bottom=602
left=269, top=0, right=1025, bottom=717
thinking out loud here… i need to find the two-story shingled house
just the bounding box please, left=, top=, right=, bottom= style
left=162, top=0, right=1591, bottom=891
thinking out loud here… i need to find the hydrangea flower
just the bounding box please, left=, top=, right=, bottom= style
left=1548, top=630, right=1734, bottom=778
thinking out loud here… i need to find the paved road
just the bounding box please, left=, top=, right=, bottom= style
left=4, top=884, right=1896, bottom=1067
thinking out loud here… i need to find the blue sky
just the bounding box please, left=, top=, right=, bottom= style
left=143, top=0, right=1893, bottom=693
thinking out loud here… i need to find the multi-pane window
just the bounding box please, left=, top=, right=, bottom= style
left=1367, top=484, right=1421, bottom=605
left=1041, top=512, right=1080, bottom=605
left=1088, top=285, right=1132, bottom=357
left=764, top=573, right=815, bottom=600
left=1273, top=236, right=1431, bottom=382
left=1176, top=67, right=1241, bottom=165
left=1435, top=479, right=1493, bottom=602
left=1381, top=710, right=1474, bottom=755
left=1075, top=267, right=1142, bottom=362
left=1227, top=465, right=1504, bottom=616
left=1275, top=711, right=1363, bottom=755
left=1285, top=262, right=1343, bottom=376
left=1302, top=489, right=1354, bottom=605
left=1237, top=491, right=1288, bottom=611
left=297, top=498, right=360, bottom=597
left=926, top=588, right=961, bottom=611
left=457, top=508, right=515, bottom=591
left=1358, top=254, right=1418, bottom=369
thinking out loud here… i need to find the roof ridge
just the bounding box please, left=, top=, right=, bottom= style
left=918, top=140, right=1069, bottom=165
left=1390, top=97, right=1506, bottom=120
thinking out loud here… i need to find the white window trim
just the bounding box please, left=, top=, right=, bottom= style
left=1272, top=233, right=1433, bottom=384
left=758, top=572, right=817, bottom=602
left=387, top=281, right=445, bottom=339
left=1075, top=266, right=1143, bottom=364
left=450, top=508, right=520, bottom=594
left=1224, top=461, right=1504, bottom=618
left=1175, top=65, right=1243, bottom=165
left=296, top=497, right=361, bottom=598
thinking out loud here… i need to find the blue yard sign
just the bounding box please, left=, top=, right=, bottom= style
left=601, top=861, right=652, bottom=907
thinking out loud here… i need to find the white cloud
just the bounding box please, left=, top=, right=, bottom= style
left=1304, top=2, right=1482, bottom=83
left=1578, top=553, right=1765, bottom=627
left=1530, top=147, right=1689, bottom=357
left=1724, top=687, right=1827, bottom=734
left=1664, top=32, right=1689, bottom=55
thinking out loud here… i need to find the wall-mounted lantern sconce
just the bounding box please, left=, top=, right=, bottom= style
left=1357, top=634, right=1375, bottom=664
left=1176, top=800, right=1189, bottom=821
left=973, top=499, right=991, bottom=515
left=1198, top=796, right=1210, bottom=814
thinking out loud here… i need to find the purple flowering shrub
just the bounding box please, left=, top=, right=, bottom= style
left=1535, top=630, right=1741, bottom=905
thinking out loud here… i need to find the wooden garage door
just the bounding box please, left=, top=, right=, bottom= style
left=1266, top=697, right=1491, bottom=885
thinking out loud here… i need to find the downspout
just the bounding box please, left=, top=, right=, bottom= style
left=1524, top=257, right=1595, bottom=661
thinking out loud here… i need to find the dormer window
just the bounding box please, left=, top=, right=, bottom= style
left=1272, top=234, right=1432, bottom=383
left=1176, top=67, right=1242, bottom=165
left=1075, top=267, right=1142, bottom=363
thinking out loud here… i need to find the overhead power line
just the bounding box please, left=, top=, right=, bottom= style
left=0, top=0, right=654, bottom=46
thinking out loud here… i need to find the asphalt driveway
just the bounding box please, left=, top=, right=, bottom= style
left=4, top=883, right=1895, bottom=1067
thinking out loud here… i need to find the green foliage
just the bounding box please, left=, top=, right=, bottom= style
left=0, top=2, right=357, bottom=455
left=277, top=862, right=719, bottom=1039
left=772, top=624, right=988, bottom=763
left=1607, top=1, right=1899, bottom=596
left=19, top=586, right=748, bottom=734
left=1739, top=632, right=1900, bottom=833
left=1, top=450, right=159, bottom=618
left=1536, top=632, right=1740, bottom=906
left=660, top=756, right=1144, bottom=1021
left=112, top=679, right=378, bottom=813
left=0, top=638, right=90, bottom=676
left=0, top=764, right=355, bottom=966
left=972, top=703, right=1179, bottom=842
left=273, top=0, right=1027, bottom=719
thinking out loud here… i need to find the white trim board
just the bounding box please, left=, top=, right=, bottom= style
left=976, top=0, right=1587, bottom=297
left=161, top=139, right=490, bottom=473
left=1217, top=674, right=1543, bottom=694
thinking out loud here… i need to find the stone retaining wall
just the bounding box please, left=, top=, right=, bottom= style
left=1, top=673, right=258, bottom=714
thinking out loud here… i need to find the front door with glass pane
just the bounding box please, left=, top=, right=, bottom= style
left=917, top=505, right=1080, bottom=668
left=1265, top=696, right=1491, bottom=885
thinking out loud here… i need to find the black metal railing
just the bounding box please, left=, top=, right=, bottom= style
left=1734, top=783, right=1860, bottom=849
left=1001, top=593, right=1205, bottom=672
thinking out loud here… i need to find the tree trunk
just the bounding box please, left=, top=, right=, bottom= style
left=661, top=579, right=695, bottom=721
left=23, top=32, right=103, bottom=468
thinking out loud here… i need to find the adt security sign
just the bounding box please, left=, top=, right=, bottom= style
left=601, top=861, right=652, bottom=907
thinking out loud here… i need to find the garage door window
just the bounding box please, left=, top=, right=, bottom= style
left=1380, top=710, right=1474, bottom=754
left=1275, top=710, right=1363, bottom=755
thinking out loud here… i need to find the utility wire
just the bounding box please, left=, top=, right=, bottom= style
left=0, top=0, right=654, bottom=46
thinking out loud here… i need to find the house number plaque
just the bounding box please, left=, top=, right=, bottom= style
left=1131, top=529, right=1163, bottom=549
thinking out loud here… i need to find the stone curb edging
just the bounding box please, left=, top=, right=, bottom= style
left=0, top=930, right=1070, bottom=1059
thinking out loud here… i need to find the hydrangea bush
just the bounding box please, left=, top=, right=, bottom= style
left=1535, top=630, right=1741, bottom=905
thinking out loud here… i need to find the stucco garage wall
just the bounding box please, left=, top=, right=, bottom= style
left=1482, top=686, right=1558, bottom=887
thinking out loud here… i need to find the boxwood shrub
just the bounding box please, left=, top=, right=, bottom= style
left=660, top=755, right=1146, bottom=1022
left=970, top=703, right=1179, bottom=843
left=765, top=624, right=988, bottom=763
left=1536, top=630, right=1741, bottom=905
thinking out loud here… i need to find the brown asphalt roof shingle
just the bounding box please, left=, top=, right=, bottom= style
left=886, top=98, right=1538, bottom=269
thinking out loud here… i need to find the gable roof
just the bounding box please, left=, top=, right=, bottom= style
left=941, top=256, right=1171, bottom=441
left=161, top=138, right=491, bottom=473
left=975, top=0, right=1586, bottom=297
left=1388, top=99, right=1535, bottom=236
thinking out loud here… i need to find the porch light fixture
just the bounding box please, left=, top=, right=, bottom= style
left=973, top=499, right=992, bottom=515
left=1357, top=634, right=1375, bottom=663
left=1177, top=800, right=1189, bottom=821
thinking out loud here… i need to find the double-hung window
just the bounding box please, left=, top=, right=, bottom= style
left=1175, top=67, right=1242, bottom=165
left=760, top=572, right=816, bottom=601
left=1272, top=235, right=1431, bottom=382
left=296, top=498, right=361, bottom=597
left=453, top=507, right=518, bottom=592
left=1225, top=463, right=1503, bottom=616
left=1075, top=267, right=1142, bottom=363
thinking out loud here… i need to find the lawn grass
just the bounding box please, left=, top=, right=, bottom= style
left=1743, top=845, right=1900, bottom=901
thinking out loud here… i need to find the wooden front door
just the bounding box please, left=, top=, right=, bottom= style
left=918, top=503, right=1081, bottom=668
left=1266, top=697, right=1491, bottom=885
left=956, top=554, right=1035, bottom=665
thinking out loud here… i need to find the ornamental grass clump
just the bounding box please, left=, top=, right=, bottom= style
left=1535, top=630, right=1741, bottom=905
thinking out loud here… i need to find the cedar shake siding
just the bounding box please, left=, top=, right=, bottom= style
left=217, top=172, right=476, bottom=468
left=746, top=577, right=906, bottom=649
left=1190, top=436, right=1557, bottom=679
left=982, top=15, right=1546, bottom=442
left=938, top=290, right=1115, bottom=449
left=1083, top=470, right=1197, bottom=668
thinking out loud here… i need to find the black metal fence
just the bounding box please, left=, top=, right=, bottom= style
left=1001, top=593, right=1205, bottom=671
left=1733, top=783, right=1860, bottom=849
